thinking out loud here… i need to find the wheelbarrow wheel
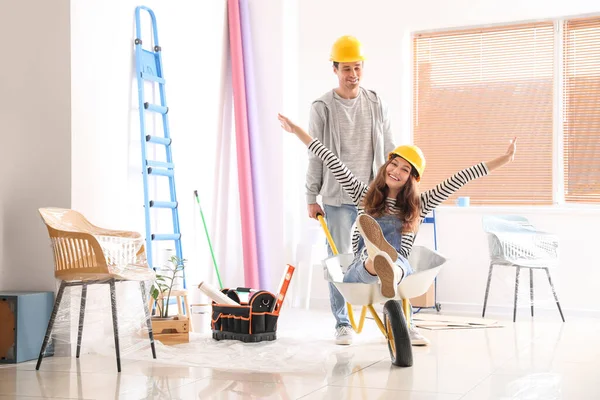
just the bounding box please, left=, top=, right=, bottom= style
left=383, top=300, right=413, bottom=367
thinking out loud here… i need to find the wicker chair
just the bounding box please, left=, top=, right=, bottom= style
left=36, top=207, right=157, bottom=372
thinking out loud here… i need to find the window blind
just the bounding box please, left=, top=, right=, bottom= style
left=563, top=17, right=600, bottom=203
left=413, top=22, right=555, bottom=205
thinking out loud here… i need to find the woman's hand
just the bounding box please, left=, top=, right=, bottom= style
left=486, top=137, right=518, bottom=172
left=278, top=113, right=297, bottom=134
left=506, top=137, right=517, bottom=162
left=277, top=113, right=314, bottom=146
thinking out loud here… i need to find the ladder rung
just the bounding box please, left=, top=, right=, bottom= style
left=151, top=233, right=181, bottom=241
left=146, top=160, right=174, bottom=169
left=144, top=102, right=168, bottom=114
left=141, top=72, right=165, bottom=84
left=146, top=135, right=172, bottom=145
left=149, top=200, right=178, bottom=209
left=147, top=167, right=174, bottom=177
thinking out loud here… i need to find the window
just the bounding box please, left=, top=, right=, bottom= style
left=413, top=22, right=555, bottom=205
left=563, top=17, right=600, bottom=203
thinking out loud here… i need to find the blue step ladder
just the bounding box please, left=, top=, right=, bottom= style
left=414, top=209, right=441, bottom=313
left=134, top=6, right=186, bottom=289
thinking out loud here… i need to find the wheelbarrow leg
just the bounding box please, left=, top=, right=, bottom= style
left=402, top=299, right=411, bottom=329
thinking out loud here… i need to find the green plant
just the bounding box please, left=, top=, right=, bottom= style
left=150, top=255, right=186, bottom=318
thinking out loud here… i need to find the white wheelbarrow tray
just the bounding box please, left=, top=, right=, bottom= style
left=322, top=245, right=447, bottom=306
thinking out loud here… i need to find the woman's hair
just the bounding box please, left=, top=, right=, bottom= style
left=361, top=156, right=421, bottom=233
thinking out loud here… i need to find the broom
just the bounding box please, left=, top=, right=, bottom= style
left=194, top=190, right=223, bottom=289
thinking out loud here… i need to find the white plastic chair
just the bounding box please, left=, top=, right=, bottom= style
left=481, top=215, right=565, bottom=322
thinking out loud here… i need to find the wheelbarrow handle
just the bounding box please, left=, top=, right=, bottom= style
left=316, top=213, right=339, bottom=256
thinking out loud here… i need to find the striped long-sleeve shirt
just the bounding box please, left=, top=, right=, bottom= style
left=308, top=139, right=490, bottom=259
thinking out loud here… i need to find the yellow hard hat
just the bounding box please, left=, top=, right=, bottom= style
left=330, top=35, right=365, bottom=63
left=389, top=145, right=426, bottom=182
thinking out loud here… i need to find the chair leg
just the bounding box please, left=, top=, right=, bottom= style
left=76, top=284, right=88, bottom=358
left=36, top=281, right=67, bottom=370
left=482, top=263, right=494, bottom=317
left=177, top=295, right=183, bottom=315
left=184, top=294, right=192, bottom=332
left=109, top=280, right=121, bottom=372
left=544, top=268, right=565, bottom=322
left=140, top=281, right=157, bottom=359
left=513, top=267, right=521, bottom=323
left=148, top=297, right=154, bottom=317
left=529, top=269, right=534, bottom=317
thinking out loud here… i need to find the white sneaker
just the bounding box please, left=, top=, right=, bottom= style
left=335, top=325, right=353, bottom=345
left=409, top=326, right=430, bottom=346
left=356, top=214, right=398, bottom=261
left=373, top=251, right=402, bottom=299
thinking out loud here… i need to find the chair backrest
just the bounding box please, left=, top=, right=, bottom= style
left=39, top=207, right=108, bottom=234
left=482, top=215, right=534, bottom=234
left=481, top=214, right=560, bottom=265
left=39, top=208, right=109, bottom=279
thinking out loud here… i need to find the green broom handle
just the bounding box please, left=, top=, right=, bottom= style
left=194, top=190, right=223, bottom=289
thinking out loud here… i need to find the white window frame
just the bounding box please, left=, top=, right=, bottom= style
left=553, top=20, right=565, bottom=205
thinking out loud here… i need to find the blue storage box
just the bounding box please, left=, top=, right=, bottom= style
left=0, top=291, right=54, bottom=363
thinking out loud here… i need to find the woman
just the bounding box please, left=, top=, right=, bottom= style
left=278, top=113, right=517, bottom=344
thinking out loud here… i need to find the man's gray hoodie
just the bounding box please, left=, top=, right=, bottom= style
left=306, top=87, right=396, bottom=206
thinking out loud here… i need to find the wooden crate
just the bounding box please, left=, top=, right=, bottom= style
left=151, top=315, right=189, bottom=345
left=410, top=283, right=435, bottom=308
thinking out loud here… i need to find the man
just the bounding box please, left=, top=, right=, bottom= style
left=305, top=35, right=395, bottom=345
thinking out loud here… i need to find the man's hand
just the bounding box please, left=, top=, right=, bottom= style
left=307, top=203, right=325, bottom=220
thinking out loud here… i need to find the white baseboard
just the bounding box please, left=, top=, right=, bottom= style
left=431, top=301, right=600, bottom=319
left=299, top=297, right=600, bottom=320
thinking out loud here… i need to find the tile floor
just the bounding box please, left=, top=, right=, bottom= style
left=1, top=308, right=599, bottom=399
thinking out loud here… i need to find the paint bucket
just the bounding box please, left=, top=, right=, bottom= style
left=190, top=303, right=211, bottom=333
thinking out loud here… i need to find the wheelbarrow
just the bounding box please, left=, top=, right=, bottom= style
left=317, top=214, right=447, bottom=367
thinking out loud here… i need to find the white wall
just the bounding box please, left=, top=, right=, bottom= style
left=428, top=207, right=600, bottom=316
left=70, top=0, right=288, bottom=295
left=0, top=0, right=71, bottom=292
left=293, top=0, right=600, bottom=317
left=71, top=0, right=234, bottom=289
left=245, top=0, right=286, bottom=290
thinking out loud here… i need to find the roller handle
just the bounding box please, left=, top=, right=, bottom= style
left=316, top=213, right=339, bottom=256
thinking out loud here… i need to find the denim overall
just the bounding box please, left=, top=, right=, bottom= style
left=331, top=213, right=414, bottom=328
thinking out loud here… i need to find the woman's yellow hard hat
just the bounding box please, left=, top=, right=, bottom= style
left=389, top=145, right=426, bottom=181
